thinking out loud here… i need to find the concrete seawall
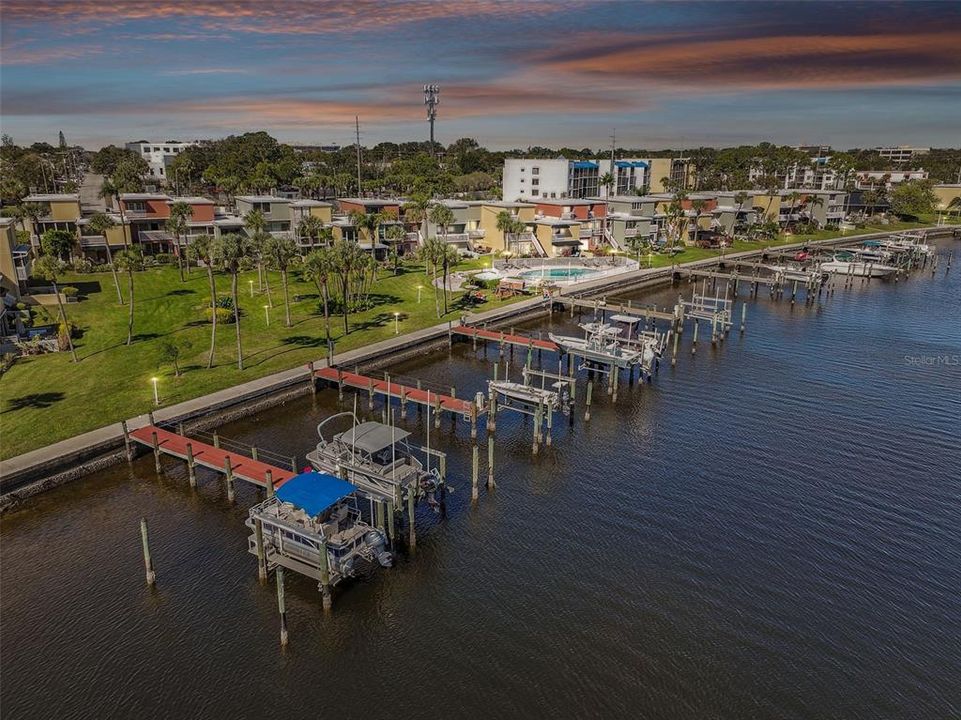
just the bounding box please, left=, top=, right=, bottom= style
left=2, top=226, right=955, bottom=508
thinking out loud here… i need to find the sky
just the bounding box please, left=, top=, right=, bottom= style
left=2, top=0, right=960, bottom=150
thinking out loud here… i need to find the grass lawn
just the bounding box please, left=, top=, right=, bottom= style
left=0, top=217, right=947, bottom=459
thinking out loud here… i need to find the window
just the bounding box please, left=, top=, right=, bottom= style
left=163, top=147, right=171, bottom=153
left=142, top=148, right=149, bottom=154
left=254, top=202, right=271, bottom=213
left=159, top=167, right=165, bottom=175
left=520, top=178, right=525, bottom=183
left=531, top=190, right=539, bottom=197
left=520, top=167, right=525, bottom=172
left=532, top=167, right=540, bottom=175
left=531, top=178, right=539, bottom=186
left=551, top=192, right=556, bottom=198
left=173, top=147, right=180, bottom=153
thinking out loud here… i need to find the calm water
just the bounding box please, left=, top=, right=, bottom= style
left=3, top=244, right=960, bottom=719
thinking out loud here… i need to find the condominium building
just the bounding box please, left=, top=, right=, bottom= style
left=503, top=158, right=652, bottom=201
left=235, top=196, right=293, bottom=234
left=125, top=140, right=199, bottom=181
left=748, top=159, right=838, bottom=191
left=876, top=146, right=930, bottom=164
left=855, top=169, right=929, bottom=190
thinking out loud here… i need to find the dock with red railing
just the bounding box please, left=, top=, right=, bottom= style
left=451, top=324, right=559, bottom=351
left=127, top=424, right=296, bottom=493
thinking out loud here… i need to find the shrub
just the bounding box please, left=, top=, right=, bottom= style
left=61, top=286, right=79, bottom=298
left=153, top=252, right=172, bottom=265
left=71, top=258, right=95, bottom=273
left=204, top=306, right=235, bottom=324
left=215, top=295, right=234, bottom=310
left=239, top=257, right=256, bottom=271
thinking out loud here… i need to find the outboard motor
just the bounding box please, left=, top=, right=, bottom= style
left=365, top=530, right=393, bottom=568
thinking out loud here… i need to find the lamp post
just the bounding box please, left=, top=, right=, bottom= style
left=416, top=285, right=423, bottom=303
left=151, top=377, right=160, bottom=406
left=249, top=279, right=254, bottom=297
left=263, top=304, right=270, bottom=326
left=394, top=311, right=400, bottom=335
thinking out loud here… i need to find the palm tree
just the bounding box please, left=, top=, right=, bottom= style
left=297, top=215, right=324, bottom=248
left=384, top=225, right=405, bottom=274
left=947, top=196, right=961, bottom=217
left=87, top=212, right=124, bottom=304
left=217, top=233, right=253, bottom=370
left=243, top=208, right=267, bottom=291
left=40, top=228, right=75, bottom=261
left=805, top=196, right=824, bottom=228
left=600, top=171, right=615, bottom=197
left=419, top=236, right=446, bottom=318
left=304, top=248, right=334, bottom=344
left=166, top=200, right=192, bottom=281
left=428, top=202, right=455, bottom=244
left=113, top=248, right=141, bottom=346
left=734, top=191, right=750, bottom=234
left=786, top=191, right=802, bottom=225
left=264, top=235, right=298, bottom=327
left=18, top=202, right=45, bottom=252
left=32, top=255, right=78, bottom=362
left=98, top=179, right=130, bottom=249
left=188, top=234, right=220, bottom=368
left=404, top=193, right=431, bottom=244
left=331, top=240, right=363, bottom=334
left=440, top=244, right=460, bottom=314
left=496, top=210, right=519, bottom=255
left=690, top=199, right=707, bottom=245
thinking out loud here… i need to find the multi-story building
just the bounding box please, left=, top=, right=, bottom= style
left=533, top=199, right=607, bottom=251
left=419, top=199, right=485, bottom=251
left=855, top=169, right=929, bottom=190
left=503, top=158, right=654, bottom=201
left=21, top=193, right=83, bottom=249
left=1, top=217, right=30, bottom=299
left=749, top=158, right=838, bottom=191
left=475, top=201, right=539, bottom=255
left=876, top=146, right=930, bottom=164
left=712, top=192, right=759, bottom=235
left=235, top=196, right=293, bottom=235
left=603, top=196, right=657, bottom=249
left=752, top=189, right=847, bottom=227
left=125, top=140, right=199, bottom=182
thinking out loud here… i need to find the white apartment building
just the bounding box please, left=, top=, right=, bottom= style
left=749, top=157, right=838, bottom=190
left=876, top=146, right=930, bottom=164
left=855, top=169, right=929, bottom=190
left=125, top=140, right=199, bottom=181
left=503, top=158, right=650, bottom=201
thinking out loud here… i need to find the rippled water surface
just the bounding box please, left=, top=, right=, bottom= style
left=3, top=243, right=960, bottom=719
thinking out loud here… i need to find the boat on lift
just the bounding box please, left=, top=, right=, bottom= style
left=880, top=232, right=932, bottom=257
left=246, top=471, right=393, bottom=589
left=819, top=252, right=896, bottom=278
left=306, top=412, right=442, bottom=511
left=549, top=321, right=643, bottom=369
left=764, top=262, right=825, bottom=284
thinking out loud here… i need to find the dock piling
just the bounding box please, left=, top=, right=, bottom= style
left=255, top=518, right=267, bottom=582
left=266, top=469, right=274, bottom=498
left=151, top=431, right=161, bottom=474
left=407, top=489, right=417, bottom=551
left=140, top=518, right=156, bottom=586
left=471, top=444, right=479, bottom=502
left=186, top=442, right=196, bottom=487
left=585, top=380, right=593, bottom=422
left=224, top=456, right=235, bottom=503
left=121, top=420, right=133, bottom=462
left=276, top=565, right=289, bottom=647
left=487, top=436, right=496, bottom=490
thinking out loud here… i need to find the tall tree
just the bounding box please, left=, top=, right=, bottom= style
left=87, top=212, right=124, bottom=304
left=297, top=215, right=325, bottom=247
left=690, top=199, right=707, bottom=245
left=600, top=171, right=615, bottom=197
left=112, top=248, right=142, bottom=346
left=166, top=200, right=193, bottom=281
left=304, top=248, right=334, bottom=344
left=187, top=234, right=220, bottom=368
left=32, top=255, right=78, bottom=362
left=243, top=208, right=267, bottom=291
left=216, top=233, right=254, bottom=370
left=331, top=240, right=362, bottom=334
left=40, top=228, right=75, bottom=261
left=264, top=235, right=298, bottom=327
left=418, top=236, right=446, bottom=318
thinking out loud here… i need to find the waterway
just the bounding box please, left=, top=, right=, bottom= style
left=3, top=243, right=960, bottom=719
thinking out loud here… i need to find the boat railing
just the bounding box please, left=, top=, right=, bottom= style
left=154, top=420, right=297, bottom=470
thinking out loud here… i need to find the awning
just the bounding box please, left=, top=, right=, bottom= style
left=571, top=161, right=598, bottom=170
left=276, top=472, right=357, bottom=516
left=335, top=421, right=411, bottom=454
left=550, top=238, right=584, bottom=246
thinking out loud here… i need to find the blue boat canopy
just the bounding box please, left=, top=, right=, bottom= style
left=570, top=160, right=599, bottom=169
left=276, top=472, right=357, bottom=516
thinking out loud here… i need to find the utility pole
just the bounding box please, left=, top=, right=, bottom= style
left=609, top=128, right=616, bottom=198
left=424, top=84, right=439, bottom=157
left=354, top=116, right=362, bottom=197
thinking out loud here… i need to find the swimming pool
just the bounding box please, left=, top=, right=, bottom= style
left=518, top=267, right=598, bottom=281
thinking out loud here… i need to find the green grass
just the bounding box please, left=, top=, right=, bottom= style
left=0, top=218, right=944, bottom=459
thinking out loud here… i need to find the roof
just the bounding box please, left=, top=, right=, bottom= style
left=614, top=160, right=649, bottom=168
left=120, top=193, right=169, bottom=201
left=290, top=199, right=333, bottom=207
left=0, top=217, right=15, bottom=227
left=23, top=193, right=80, bottom=202
left=236, top=195, right=290, bottom=203
left=534, top=198, right=601, bottom=207
left=485, top=201, right=535, bottom=209
left=276, top=472, right=357, bottom=517
left=168, top=196, right=215, bottom=205
left=337, top=198, right=400, bottom=207
left=335, top=421, right=410, bottom=454
left=535, top=217, right=579, bottom=227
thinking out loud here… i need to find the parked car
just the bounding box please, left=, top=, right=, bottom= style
left=694, top=230, right=732, bottom=248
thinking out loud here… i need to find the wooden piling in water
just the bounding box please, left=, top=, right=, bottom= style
left=186, top=442, right=196, bottom=487
left=266, top=469, right=274, bottom=498
left=140, top=517, right=156, bottom=586
left=121, top=420, right=133, bottom=462
left=487, top=435, right=496, bottom=490
left=212, top=431, right=220, bottom=449
left=224, top=456, right=235, bottom=503
left=585, top=379, right=593, bottom=421
left=255, top=518, right=267, bottom=582
left=151, top=431, right=161, bottom=474
left=276, top=565, right=289, bottom=647
left=691, top=320, right=699, bottom=355
left=319, top=539, right=332, bottom=611
left=471, top=444, right=479, bottom=501
left=407, top=488, right=417, bottom=551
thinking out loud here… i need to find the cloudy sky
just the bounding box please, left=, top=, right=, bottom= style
left=2, top=1, right=960, bottom=149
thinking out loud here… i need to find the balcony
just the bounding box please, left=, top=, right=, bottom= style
left=468, top=229, right=486, bottom=239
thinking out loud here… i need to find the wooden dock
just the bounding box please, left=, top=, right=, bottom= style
left=314, top=366, right=480, bottom=419
left=554, top=296, right=676, bottom=323
left=452, top=325, right=558, bottom=351
left=128, top=425, right=295, bottom=489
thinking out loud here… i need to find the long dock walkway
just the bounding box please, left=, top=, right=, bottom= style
left=128, top=425, right=295, bottom=489
left=452, top=325, right=558, bottom=351
left=314, top=367, right=479, bottom=417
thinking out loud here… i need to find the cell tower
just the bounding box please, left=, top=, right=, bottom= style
left=424, top=84, right=439, bottom=156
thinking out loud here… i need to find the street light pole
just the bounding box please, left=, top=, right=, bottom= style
left=394, top=312, right=400, bottom=335
left=263, top=305, right=270, bottom=326
left=151, top=377, right=160, bottom=406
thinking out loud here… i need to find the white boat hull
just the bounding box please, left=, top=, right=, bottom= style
left=820, top=260, right=896, bottom=278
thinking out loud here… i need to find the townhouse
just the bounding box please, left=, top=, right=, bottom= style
left=21, top=193, right=83, bottom=249
left=1, top=217, right=29, bottom=300
left=751, top=189, right=847, bottom=228
left=855, top=169, right=929, bottom=190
